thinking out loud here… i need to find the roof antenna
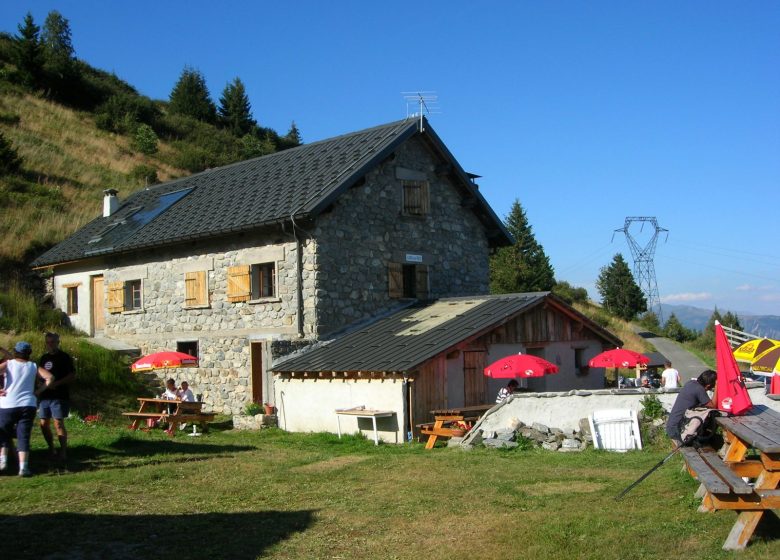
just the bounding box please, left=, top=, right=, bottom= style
left=402, top=91, right=439, bottom=131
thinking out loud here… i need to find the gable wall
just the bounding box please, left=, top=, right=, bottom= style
left=311, top=136, right=491, bottom=335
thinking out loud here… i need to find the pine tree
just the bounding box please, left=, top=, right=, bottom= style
left=41, top=10, right=78, bottom=95
left=218, top=77, right=255, bottom=136
left=721, top=311, right=743, bottom=331
left=14, top=12, right=44, bottom=89
left=595, top=253, right=647, bottom=321
left=283, top=121, right=302, bottom=147
left=489, top=199, right=555, bottom=294
left=169, top=67, right=217, bottom=123
left=663, top=313, right=697, bottom=342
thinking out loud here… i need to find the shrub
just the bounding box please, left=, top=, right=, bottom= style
left=0, top=130, right=22, bottom=175
left=130, top=164, right=158, bottom=185
left=244, top=402, right=262, bottom=416
left=640, top=394, right=665, bottom=420
left=132, top=123, right=158, bottom=155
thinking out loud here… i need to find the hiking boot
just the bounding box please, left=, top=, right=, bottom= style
left=18, top=467, right=32, bottom=477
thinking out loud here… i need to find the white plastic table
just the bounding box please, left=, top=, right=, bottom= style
left=335, top=407, right=395, bottom=445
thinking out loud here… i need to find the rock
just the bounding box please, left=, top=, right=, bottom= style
left=447, top=436, right=464, bottom=447
left=550, top=428, right=564, bottom=436
left=532, top=422, right=549, bottom=434
left=483, top=438, right=519, bottom=449
left=495, top=429, right=516, bottom=442
left=482, top=430, right=496, bottom=440
left=542, top=441, right=561, bottom=451
left=563, top=429, right=576, bottom=438
left=561, top=438, right=580, bottom=450
left=652, top=418, right=665, bottom=427
left=578, top=418, right=591, bottom=435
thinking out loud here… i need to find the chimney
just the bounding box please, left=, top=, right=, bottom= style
left=103, top=189, right=119, bottom=217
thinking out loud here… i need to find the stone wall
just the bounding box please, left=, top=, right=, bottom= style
left=472, top=383, right=778, bottom=435
left=312, top=136, right=491, bottom=335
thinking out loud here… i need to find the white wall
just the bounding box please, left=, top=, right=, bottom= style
left=476, top=385, right=779, bottom=433
left=53, top=267, right=104, bottom=334
left=274, top=376, right=406, bottom=443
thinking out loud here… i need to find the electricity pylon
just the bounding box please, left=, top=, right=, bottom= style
left=613, top=217, right=669, bottom=323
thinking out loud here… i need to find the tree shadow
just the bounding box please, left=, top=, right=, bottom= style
left=30, top=436, right=257, bottom=474
left=0, top=510, right=317, bottom=559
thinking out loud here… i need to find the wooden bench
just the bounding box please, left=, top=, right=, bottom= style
left=419, top=415, right=480, bottom=449
left=123, top=398, right=216, bottom=436
left=680, top=447, right=753, bottom=498
left=679, top=406, right=780, bottom=550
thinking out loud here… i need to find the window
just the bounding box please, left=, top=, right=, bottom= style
left=402, top=180, right=429, bottom=216
left=107, top=279, right=143, bottom=313
left=66, top=286, right=78, bottom=315
left=177, top=340, right=199, bottom=360
left=388, top=262, right=428, bottom=299
left=184, top=271, right=208, bottom=307
left=227, top=262, right=276, bottom=302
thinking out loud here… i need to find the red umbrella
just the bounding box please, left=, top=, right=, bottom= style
left=131, top=351, right=199, bottom=372
left=588, top=348, right=649, bottom=369
left=714, top=321, right=752, bottom=415
left=484, top=353, right=559, bottom=378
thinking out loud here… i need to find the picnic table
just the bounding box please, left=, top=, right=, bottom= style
left=123, top=397, right=216, bottom=436
left=680, top=405, right=780, bottom=550
left=420, top=404, right=495, bottom=449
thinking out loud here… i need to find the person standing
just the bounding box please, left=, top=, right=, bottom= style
left=661, top=361, right=681, bottom=389
left=38, top=332, right=76, bottom=462
left=665, top=370, right=716, bottom=446
left=0, top=342, right=53, bottom=476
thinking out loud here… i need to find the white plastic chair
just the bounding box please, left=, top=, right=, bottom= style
left=588, top=409, right=642, bottom=452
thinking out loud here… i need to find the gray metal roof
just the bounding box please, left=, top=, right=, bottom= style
left=32, top=117, right=511, bottom=267
left=272, top=293, right=623, bottom=373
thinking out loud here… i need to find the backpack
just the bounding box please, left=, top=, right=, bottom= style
left=680, top=407, right=723, bottom=448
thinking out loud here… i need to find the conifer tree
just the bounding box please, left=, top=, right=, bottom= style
left=218, top=77, right=255, bottom=136
left=663, top=313, right=696, bottom=342
left=489, top=199, right=555, bottom=294
left=595, top=253, right=647, bottom=321
left=283, top=121, right=302, bottom=146
left=41, top=10, right=77, bottom=94
left=14, top=12, right=44, bottom=89
left=169, top=67, right=217, bottom=123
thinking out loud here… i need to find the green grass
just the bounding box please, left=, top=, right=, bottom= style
left=0, top=424, right=776, bottom=560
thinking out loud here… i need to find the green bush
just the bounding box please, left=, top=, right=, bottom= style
left=640, top=394, right=665, bottom=420
left=130, top=164, right=158, bottom=185
left=244, top=402, right=262, bottom=416
left=132, top=123, right=158, bottom=155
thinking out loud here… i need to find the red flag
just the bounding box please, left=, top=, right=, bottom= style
left=771, top=374, right=780, bottom=395
left=714, top=321, right=753, bottom=415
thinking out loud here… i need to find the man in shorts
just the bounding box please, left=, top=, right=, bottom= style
left=38, top=333, right=76, bottom=462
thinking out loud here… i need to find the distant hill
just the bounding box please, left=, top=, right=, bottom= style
left=660, top=303, right=780, bottom=339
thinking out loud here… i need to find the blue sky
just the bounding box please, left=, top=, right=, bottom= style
left=3, top=1, right=779, bottom=317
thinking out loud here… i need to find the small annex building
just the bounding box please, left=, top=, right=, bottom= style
left=272, top=292, right=622, bottom=443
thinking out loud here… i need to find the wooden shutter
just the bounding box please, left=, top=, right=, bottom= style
left=107, top=281, right=124, bottom=313
left=227, top=265, right=251, bottom=302
left=185, top=271, right=207, bottom=306
left=388, top=263, right=403, bottom=299
left=416, top=265, right=429, bottom=299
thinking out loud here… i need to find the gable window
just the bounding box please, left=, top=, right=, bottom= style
left=388, top=262, right=429, bottom=299
left=402, top=180, right=429, bottom=216
left=184, top=271, right=208, bottom=307
left=227, top=262, right=277, bottom=302
left=65, top=285, right=79, bottom=315
left=107, top=279, right=143, bottom=313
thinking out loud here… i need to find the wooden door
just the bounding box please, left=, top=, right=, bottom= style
left=251, top=342, right=263, bottom=403
left=91, top=275, right=104, bottom=334
left=464, top=350, right=487, bottom=406
left=411, top=358, right=448, bottom=436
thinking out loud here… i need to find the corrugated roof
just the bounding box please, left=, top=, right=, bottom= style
left=273, top=293, right=550, bottom=373
left=33, top=117, right=511, bottom=267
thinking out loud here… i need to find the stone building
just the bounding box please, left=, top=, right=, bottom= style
left=32, top=117, right=511, bottom=414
